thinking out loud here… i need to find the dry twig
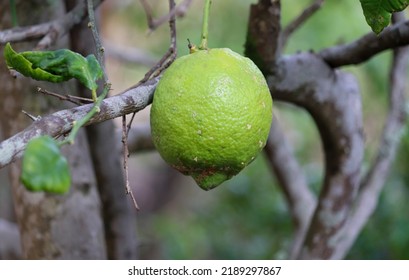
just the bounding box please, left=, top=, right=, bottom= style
left=37, top=87, right=93, bottom=105
left=121, top=0, right=178, bottom=210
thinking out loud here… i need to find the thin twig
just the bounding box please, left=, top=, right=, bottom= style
left=139, top=0, right=155, bottom=29
left=122, top=115, right=140, bottom=211
left=21, top=110, right=41, bottom=122
left=279, top=0, right=324, bottom=52
left=119, top=0, right=178, bottom=210
left=126, top=124, right=155, bottom=153
left=37, top=87, right=93, bottom=105
left=140, top=0, right=193, bottom=32
left=137, top=3, right=177, bottom=85
left=125, top=0, right=177, bottom=127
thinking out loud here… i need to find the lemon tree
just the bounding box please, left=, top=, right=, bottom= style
left=150, top=0, right=273, bottom=190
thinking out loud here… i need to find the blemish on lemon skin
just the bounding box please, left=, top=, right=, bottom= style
left=247, top=124, right=252, bottom=129
left=259, top=140, right=263, bottom=148
left=194, top=157, right=198, bottom=162
left=197, top=130, right=202, bottom=135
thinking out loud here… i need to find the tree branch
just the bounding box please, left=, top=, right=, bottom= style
left=264, top=116, right=316, bottom=258
left=266, top=53, right=364, bottom=259
left=320, top=20, right=409, bottom=67
left=331, top=14, right=409, bottom=259
left=244, top=0, right=281, bottom=74
left=0, top=77, right=159, bottom=169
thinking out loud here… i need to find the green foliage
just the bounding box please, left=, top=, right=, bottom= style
left=4, top=43, right=103, bottom=94
left=21, top=136, right=71, bottom=194
left=360, top=0, right=409, bottom=34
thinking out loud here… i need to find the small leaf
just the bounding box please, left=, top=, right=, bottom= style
left=21, top=136, right=71, bottom=194
left=360, top=0, right=409, bottom=34
left=4, top=42, right=103, bottom=92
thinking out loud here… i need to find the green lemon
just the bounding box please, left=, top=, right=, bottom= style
left=150, top=48, right=273, bottom=190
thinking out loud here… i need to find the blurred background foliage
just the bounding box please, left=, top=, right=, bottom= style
left=100, top=0, right=409, bottom=259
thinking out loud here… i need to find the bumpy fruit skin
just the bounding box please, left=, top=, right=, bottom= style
left=150, top=48, right=273, bottom=190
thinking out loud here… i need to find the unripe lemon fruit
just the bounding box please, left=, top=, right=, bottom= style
left=150, top=48, right=273, bottom=190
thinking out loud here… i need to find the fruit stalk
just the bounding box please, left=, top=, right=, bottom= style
left=199, top=0, right=211, bottom=50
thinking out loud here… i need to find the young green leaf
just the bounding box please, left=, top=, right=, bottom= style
left=4, top=42, right=103, bottom=95
left=360, top=0, right=409, bottom=34
left=21, top=136, right=71, bottom=194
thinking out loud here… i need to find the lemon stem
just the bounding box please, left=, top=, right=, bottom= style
left=199, top=0, right=211, bottom=50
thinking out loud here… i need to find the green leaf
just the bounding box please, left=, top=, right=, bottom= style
left=4, top=42, right=67, bottom=83
left=21, top=136, right=71, bottom=194
left=4, top=42, right=103, bottom=92
left=360, top=0, right=409, bottom=34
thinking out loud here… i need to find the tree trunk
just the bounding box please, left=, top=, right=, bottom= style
left=0, top=0, right=107, bottom=259
left=65, top=0, right=138, bottom=259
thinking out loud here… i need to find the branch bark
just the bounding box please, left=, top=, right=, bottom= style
left=244, top=0, right=281, bottom=74
left=320, top=20, right=409, bottom=67
left=267, top=53, right=364, bottom=259
left=0, top=77, right=158, bottom=169
left=331, top=13, right=409, bottom=259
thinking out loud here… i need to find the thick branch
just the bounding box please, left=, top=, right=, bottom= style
left=0, top=77, right=159, bottom=169
left=320, top=20, right=409, bottom=67
left=264, top=116, right=316, bottom=258
left=332, top=23, right=409, bottom=259
left=266, top=53, right=364, bottom=259
left=244, top=0, right=281, bottom=73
